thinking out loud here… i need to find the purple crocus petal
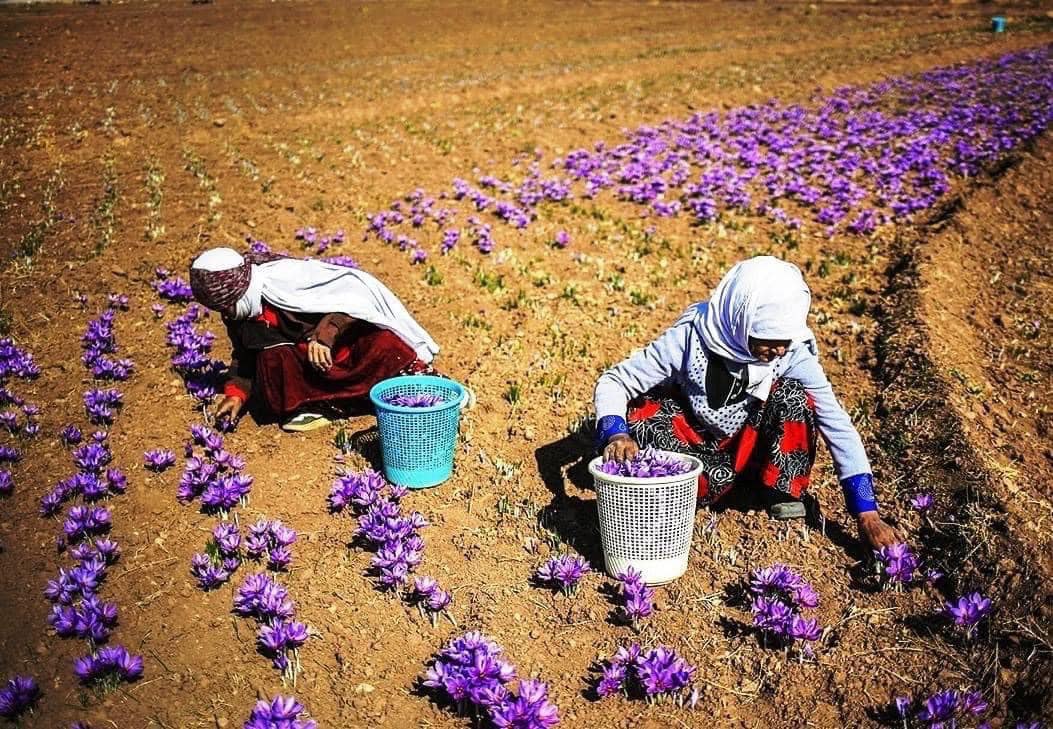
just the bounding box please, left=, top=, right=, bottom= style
left=600, top=447, right=691, bottom=478
left=143, top=449, right=177, bottom=472
left=917, top=690, right=958, bottom=722
left=910, top=492, right=934, bottom=511
left=960, top=690, right=988, bottom=717
left=596, top=663, right=627, bottom=697
left=426, top=589, right=452, bottom=612
left=385, top=392, right=446, bottom=408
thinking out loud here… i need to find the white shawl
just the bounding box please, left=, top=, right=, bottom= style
left=695, top=256, right=814, bottom=399
left=192, top=248, right=439, bottom=363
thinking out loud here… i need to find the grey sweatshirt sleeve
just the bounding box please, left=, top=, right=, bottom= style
left=594, top=319, right=690, bottom=422
left=785, top=351, right=871, bottom=481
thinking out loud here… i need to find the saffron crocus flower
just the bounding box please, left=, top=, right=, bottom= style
left=74, top=645, right=143, bottom=685
left=910, top=493, right=934, bottom=511
left=191, top=554, right=231, bottom=591
left=385, top=392, right=445, bottom=408
left=596, top=663, right=627, bottom=697
left=328, top=469, right=387, bottom=512
left=0, top=470, right=12, bottom=497
left=875, top=543, right=920, bottom=587
left=143, top=449, right=177, bottom=472
left=489, top=678, right=560, bottom=729
left=917, top=690, right=959, bottom=723
left=598, top=448, right=691, bottom=478
left=0, top=675, right=40, bottom=719
left=595, top=643, right=694, bottom=703
left=535, top=555, right=590, bottom=595
left=553, top=230, right=570, bottom=248
left=945, top=592, right=992, bottom=635
left=60, top=424, right=83, bottom=446
left=747, top=564, right=822, bottom=648
left=73, top=442, right=112, bottom=473
left=423, top=632, right=527, bottom=718
left=244, top=695, right=317, bottom=729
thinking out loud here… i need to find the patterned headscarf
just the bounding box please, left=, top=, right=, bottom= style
left=189, top=248, right=283, bottom=315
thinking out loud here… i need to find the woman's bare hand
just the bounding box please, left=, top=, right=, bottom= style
left=604, top=434, right=640, bottom=463
left=307, top=340, right=333, bottom=371
left=858, top=511, right=898, bottom=550
left=215, top=395, right=245, bottom=422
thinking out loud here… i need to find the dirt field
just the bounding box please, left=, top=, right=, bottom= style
left=0, top=1, right=1051, bottom=727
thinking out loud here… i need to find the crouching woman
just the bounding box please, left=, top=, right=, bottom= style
left=189, top=247, right=439, bottom=432
left=594, top=256, right=896, bottom=550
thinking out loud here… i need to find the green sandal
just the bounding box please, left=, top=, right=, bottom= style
left=767, top=495, right=807, bottom=521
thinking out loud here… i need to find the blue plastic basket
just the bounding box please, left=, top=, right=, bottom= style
left=369, top=375, right=466, bottom=489
left=991, top=16, right=1006, bottom=32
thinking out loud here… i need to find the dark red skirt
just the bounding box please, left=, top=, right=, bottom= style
left=255, top=323, right=421, bottom=418
left=627, top=379, right=817, bottom=503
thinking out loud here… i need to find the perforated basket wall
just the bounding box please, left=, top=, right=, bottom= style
left=369, top=376, right=466, bottom=489
left=590, top=453, right=702, bottom=585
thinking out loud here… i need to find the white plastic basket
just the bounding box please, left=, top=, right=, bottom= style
left=589, top=452, right=703, bottom=585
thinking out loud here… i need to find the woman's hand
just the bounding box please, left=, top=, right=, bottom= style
left=214, top=395, right=245, bottom=422
left=858, top=511, right=898, bottom=550
left=604, top=434, right=640, bottom=463
left=307, top=340, right=333, bottom=371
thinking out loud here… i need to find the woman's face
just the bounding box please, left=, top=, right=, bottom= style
left=748, top=337, right=791, bottom=363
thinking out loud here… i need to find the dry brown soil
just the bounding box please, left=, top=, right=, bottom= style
left=0, top=1, right=1051, bottom=727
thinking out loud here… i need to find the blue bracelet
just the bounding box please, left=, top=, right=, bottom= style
left=597, top=415, right=629, bottom=449
left=841, top=473, right=878, bottom=516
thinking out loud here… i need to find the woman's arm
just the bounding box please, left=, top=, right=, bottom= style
left=594, top=316, right=691, bottom=445
left=788, top=353, right=897, bottom=547
left=217, top=320, right=256, bottom=420
left=303, top=313, right=354, bottom=371
left=308, top=313, right=355, bottom=347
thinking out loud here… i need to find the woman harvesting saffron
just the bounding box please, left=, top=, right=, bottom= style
left=594, top=256, right=897, bottom=549
left=189, top=247, right=439, bottom=432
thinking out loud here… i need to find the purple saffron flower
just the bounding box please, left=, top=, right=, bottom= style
left=917, top=690, right=958, bottom=723
left=788, top=616, right=822, bottom=642
left=910, top=492, right=934, bottom=512
left=875, top=543, right=920, bottom=586
left=143, top=449, right=177, bottom=472
left=385, top=392, right=445, bottom=408
left=636, top=646, right=695, bottom=696
left=596, top=662, right=627, bottom=697
left=599, top=447, right=691, bottom=478
left=59, top=423, right=82, bottom=446
left=535, top=555, right=589, bottom=595
left=945, top=592, right=992, bottom=635
left=0, top=675, right=40, bottom=719
left=553, top=230, right=570, bottom=248
left=213, top=522, right=242, bottom=555
left=0, top=470, right=12, bottom=497
left=244, top=695, right=317, bottom=729
left=489, top=679, right=560, bottom=728
left=960, top=690, right=988, bottom=716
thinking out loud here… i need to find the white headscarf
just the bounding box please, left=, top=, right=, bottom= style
left=695, top=256, right=814, bottom=398
left=190, top=248, right=439, bottom=363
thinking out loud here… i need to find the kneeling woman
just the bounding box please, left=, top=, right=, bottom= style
left=594, top=256, right=896, bottom=550
left=190, top=248, right=439, bottom=432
